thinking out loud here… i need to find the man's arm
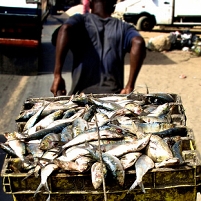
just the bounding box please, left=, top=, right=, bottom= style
left=120, top=36, right=146, bottom=94
left=50, top=24, right=71, bottom=96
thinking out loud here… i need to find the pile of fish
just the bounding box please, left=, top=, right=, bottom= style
left=0, top=92, right=190, bottom=201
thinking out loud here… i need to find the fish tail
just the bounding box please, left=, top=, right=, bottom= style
left=34, top=182, right=44, bottom=197
left=44, top=182, right=51, bottom=201
left=127, top=180, right=145, bottom=194
left=22, top=171, right=34, bottom=181
left=138, top=181, right=146, bottom=193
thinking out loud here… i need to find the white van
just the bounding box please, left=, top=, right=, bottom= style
left=115, top=0, right=201, bottom=31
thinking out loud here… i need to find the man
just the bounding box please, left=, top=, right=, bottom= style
left=50, top=0, right=146, bottom=96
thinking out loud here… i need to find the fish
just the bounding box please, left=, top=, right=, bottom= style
left=105, top=134, right=151, bottom=157
left=155, top=157, right=180, bottom=168
left=86, top=145, right=125, bottom=186
left=75, top=156, right=94, bottom=172
left=60, top=126, right=73, bottom=143
left=72, top=117, right=89, bottom=137
left=62, top=124, right=124, bottom=149
left=64, top=146, right=90, bottom=161
left=34, top=163, right=58, bottom=201
left=71, top=94, right=91, bottom=106
left=39, top=133, right=61, bottom=151
left=102, top=153, right=125, bottom=186
left=62, top=108, right=79, bottom=119
left=134, top=122, right=175, bottom=133
left=91, top=162, right=107, bottom=189
left=147, top=103, right=170, bottom=117
left=16, top=101, right=68, bottom=122
left=143, top=93, right=175, bottom=104
left=4, top=132, right=26, bottom=161
left=145, top=135, right=173, bottom=162
left=90, top=112, right=109, bottom=126
left=89, top=97, right=123, bottom=111
left=83, top=105, right=97, bottom=121
left=171, top=140, right=185, bottom=164
left=99, top=95, right=127, bottom=102
left=120, top=152, right=142, bottom=170
left=0, top=142, right=18, bottom=157
left=152, top=126, right=188, bottom=138
left=96, top=108, right=116, bottom=118
left=23, top=102, right=49, bottom=132
left=26, top=140, right=44, bottom=158
left=27, top=110, right=64, bottom=135
left=127, top=154, right=154, bottom=193
left=16, top=109, right=38, bottom=122
left=138, top=115, right=170, bottom=123
left=33, top=147, right=60, bottom=178
left=25, top=122, right=69, bottom=141
left=111, top=116, right=137, bottom=134
left=124, top=102, right=143, bottom=115
left=53, top=155, right=91, bottom=172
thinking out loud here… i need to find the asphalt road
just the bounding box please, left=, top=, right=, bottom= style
left=0, top=13, right=72, bottom=201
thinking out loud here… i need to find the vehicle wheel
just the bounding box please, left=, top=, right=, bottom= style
left=136, top=16, right=155, bottom=31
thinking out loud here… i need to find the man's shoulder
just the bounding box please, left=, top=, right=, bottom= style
left=65, top=13, right=84, bottom=25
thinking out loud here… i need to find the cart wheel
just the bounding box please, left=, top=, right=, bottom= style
left=136, top=16, right=155, bottom=31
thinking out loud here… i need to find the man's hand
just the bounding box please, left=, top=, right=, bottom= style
left=120, top=87, right=134, bottom=94
left=50, top=76, right=66, bottom=97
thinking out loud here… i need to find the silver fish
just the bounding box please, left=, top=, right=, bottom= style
left=75, top=156, right=94, bottom=172
left=28, top=109, right=64, bottom=135
left=26, top=140, right=44, bottom=158
left=62, top=124, right=124, bottom=149
left=72, top=117, right=89, bottom=137
left=91, top=162, right=107, bottom=189
left=4, top=132, right=26, bottom=161
left=112, top=116, right=136, bottom=134
left=120, top=152, right=142, bottom=170
left=53, top=155, right=91, bottom=172
left=105, top=134, right=151, bottom=157
left=65, top=146, right=90, bottom=161
left=39, top=133, right=61, bottom=151
left=147, top=103, right=170, bottom=117
left=155, top=157, right=180, bottom=168
left=145, top=135, right=173, bottom=162
left=60, top=126, right=73, bottom=143
left=134, top=122, right=175, bottom=133
left=138, top=115, right=170, bottom=123
left=124, top=102, right=143, bottom=115
left=86, top=145, right=125, bottom=187
left=89, top=97, right=123, bottom=111
left=127, top=154, right=154, bottom=193
left=34, top=163, right=58, bottom=201
left=23, top=103, right=49, bottom=132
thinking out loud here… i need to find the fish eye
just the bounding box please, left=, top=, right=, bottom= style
left=116, top=128, right=122, bottom=133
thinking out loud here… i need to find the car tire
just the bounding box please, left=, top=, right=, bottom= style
left=136, top=16, right=155, bottom=31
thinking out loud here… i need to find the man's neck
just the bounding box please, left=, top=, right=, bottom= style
left=91, top=2, right=111, bottom=18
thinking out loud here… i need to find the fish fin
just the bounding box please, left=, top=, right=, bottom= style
left=34, top=182, right=44, bottom=197
left=44, top=181, right=51, bottom=201
left=138, top=181, right=146, bottom=193
left=22, top=169, right=35, bottom=181
left=127, top=180, right=145, bottom=194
